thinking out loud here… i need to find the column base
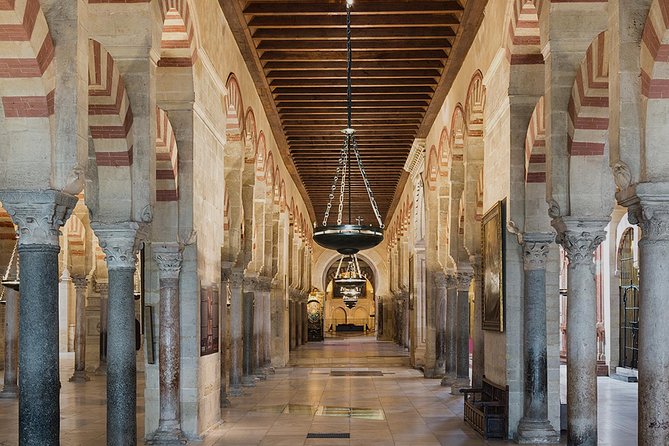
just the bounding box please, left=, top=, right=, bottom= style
left=515, top=418, right=560, bottom=444
left=229, top=385, right=243, bottom=397
left=0, top=386, right=18, bottom=399
left=69, top=370, right=90, bottom=383
left=255, top=369, right=268, bottom=380
left=95, top=363, right=107, bottom=376
left=423, top=367, right=444, bottom=379
left=440, top=373, right=457, bottom=386
left=145, top=427, right=188, bottom=445
left=450, top=377, right=470, bottom=395
left=242, top=375, right=256, bottom=387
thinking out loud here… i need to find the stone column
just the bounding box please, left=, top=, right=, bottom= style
left=554, top=218, right=607, bottom=446
left=147, top=243, right=187, bottom=444
left=219, top=270, right=231, bottom=408
left=0, top=190, right=77, bottom=446
left=69, top=276, right=90, bottom=382
left=96, top=283, right=109, bottom=375
left=441, top=273, right=458, bottom=385
left=515, top=233, right=560, bottom=443
left=625, top=191, right=669, bottom=445
left=256, top=277, right=272, bottom=371
left=301, top=300, right=308, bottom=345
left=289, top=300, right=297, bottom=350
left=0, top=286, right=19, bottom=398
left=296, top=301, right=303, bottom=347
left=432, top=272, right=447, bottom=379
left=92, top=222, right=144, bottom=446
left=470, top=255, right=484, bottom=389
left=451, top=271, right=473, bottom=394
left=252, top=278, right=266, bottom=380
left=263, top=281, right=273, bottom=371
left=227, top=269, right=243, bottom=397
left=242, top=278, right=256, bottom=387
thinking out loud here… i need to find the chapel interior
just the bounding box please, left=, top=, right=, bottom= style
left=0, top=0, right=663, bottom=445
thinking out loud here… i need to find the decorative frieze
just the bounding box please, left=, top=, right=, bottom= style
left=0, top=190, right=78, bottom=247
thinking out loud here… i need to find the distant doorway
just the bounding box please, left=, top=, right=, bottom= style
left=618, top=228, right=639, bottom=370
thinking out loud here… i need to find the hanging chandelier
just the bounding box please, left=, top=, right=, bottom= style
left=333, top=254, right=366, bottom=309
left=312, top=0, right=384, bottom=255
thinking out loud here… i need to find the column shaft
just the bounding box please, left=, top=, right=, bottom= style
left=470, top=257, right=484, bottom=389
left=443, top=276, right=458, bottom=383
left=97, top=291, right=108, bottom=375
left=451, top=272, right=472, bottom=394
left=296, top=302, right=303, bottom=347
left=253, top=286, right=264, bottom=378
left=262, top=288, right=272, bottom=368
left=242, top=290, right=256, bottom=386
left=301, top=302, right=308, bottom=345
left=69, top=277, right=89, bottom=382
left=228, top=271, right=243, bottom=396
left=432, top=272, right=447, bottom=379
left=0, top=287, right=19, bottom=398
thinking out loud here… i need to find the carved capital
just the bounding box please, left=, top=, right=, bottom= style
left=222, top=268, right=244, bottom=289
left=553, top=218, right=607, bottom=267
left=630, top=203, right=669, bottom=243
left=0, top=190, right=78, bottom=247
left=521, top=232, right=555, bottom=271
left=456, top=271, right=473, bottom=291
left=91, top=221, right=144, bottom=271
left=432, top=271, right=447, bottom=289
left=71, top=275, right=88, bottom=290
left=446, top=273, right=457, bottom=289
left=256, top=276, right=273, bottom=293
left=243, top=275, right=257, bottom=291
left=153, top=242, right=183, bottom=280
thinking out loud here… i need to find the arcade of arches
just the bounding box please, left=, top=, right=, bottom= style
left=0, top=0, right=666, bottom=445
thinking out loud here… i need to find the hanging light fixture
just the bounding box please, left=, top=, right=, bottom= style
left=313, top=0, right=384, bottom=255
left=1, top=239, right=20, bottom=303
left=333, top=254, right=366, bottom=309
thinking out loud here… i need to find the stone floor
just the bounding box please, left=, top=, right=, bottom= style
left=0, top=337, right=638, bottom=445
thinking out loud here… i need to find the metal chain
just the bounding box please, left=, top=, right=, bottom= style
left=322, top=138, right=349, bottom=226
left=337, top=143, right=348, bottom=225
left=352, top=135, right=384, bottom=228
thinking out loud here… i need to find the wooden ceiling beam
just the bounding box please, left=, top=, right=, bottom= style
left=263, top=60, right=445, bottom=69
left=248, top=13, right=460, bottom=28
left=270, top=79, right=437, bottom=87
left=253, top=26, right=456, bottom=40
left=257, top=39, right=452, bottom=51
left=260, top=50, right=448, bottom=61
left=266, top=68, right=443, bottom=79
left=243, top=2, right=463, bottom=15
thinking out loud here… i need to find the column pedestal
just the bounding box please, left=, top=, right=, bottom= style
left=554, top=217, right=607, bottom=446
left=69, top=276, right=90, bottom=383
left=0, top=286, right=19, bottom=398
left=451, top=271, right=472, bottom=395
left=146, top=243, right=188, bottom=445
left=514, top=233, right=559, bottom=444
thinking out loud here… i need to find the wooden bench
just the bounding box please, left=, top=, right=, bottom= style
left=460, top=376, right=508, bottom=439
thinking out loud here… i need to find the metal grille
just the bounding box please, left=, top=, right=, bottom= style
left=618, top=228, right=639, bottom=370
left=330, top=370, right=383, bottom=377
left=306, top=433, right=350, bottom=439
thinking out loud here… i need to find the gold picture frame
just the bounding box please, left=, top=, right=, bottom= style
left=481, top=200, right=505, bottom=332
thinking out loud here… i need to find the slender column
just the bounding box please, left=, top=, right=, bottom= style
left=92, top=222, right=144, bottom=446
left=227, top=269, right=243, bottom=396
left=432, top=272, right=447, bottom=379
left=0, top=190, right=77, bottom=446
left=441, top=273, right=457, bottom=385
left=96, top=284, right=109, bottom=375
left=263, top=283, right=272, bottom=370
left=242, top=277, right=256, bottom=387
left=515, top=233, right=560, bottom=443
left=219, top=270, right=231, bottom=407
left=296, top=301, right=303, bottom=347
left=470, top=255, right=484, bottom=388
left=252, top=278, right=266, bottom=380
left=626, top=193, right=669, bottom=445
left=147, top=243, right=187, bottom=445
left=451, top=271, right=473, bottom=394
left=301, top=300, right=308, bottom=345
left=0, top=286, right=19, bottom=398
left=69, top=276, right=90, bottom=382
left=257, top=278, right=272, bottom=370
left=289, top=300, right=297, bottom=350
left=554, top=218, right=607, bottom=446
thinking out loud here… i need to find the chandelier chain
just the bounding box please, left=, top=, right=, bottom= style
left=352, top=136, right=384, bottom=228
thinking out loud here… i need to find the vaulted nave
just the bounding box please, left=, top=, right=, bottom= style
left=0, top=0, right=667, bottom=445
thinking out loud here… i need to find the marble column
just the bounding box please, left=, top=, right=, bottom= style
left=301, top=300, right=308, bottom=345
left=441, top=273, right=458, bottom=385
left=227, top=269, right=244, bottom=397
left=219, top=270, right=231, bottom=407
left=0, top=190, right=77, bottom=446
left=554, top=218, right=607, bottom=446
left=96, top=283, right=109, bottom=375
left=69, top=276, right=90, bottom=382
left=432, top=272, right=447, bottom=379
left=625, top=190, right=669, bottom=445
left=92, top=222, right=144, bottom=446
left=258, top=278, right=273, bottom=371
left=147, top=243, right=187, bottom=445
left=296, top=301, right=303, bottom=347
left=0, top=286, right=19, bottom=398
left=515, top=233, right=560, bottom=444
left=451, top=271, right=473, bottom=394
left=289, top=300, right=297, bottom=350
left=242, top=278, right=256, bottom=387
left=253, top=277, right=268, bottom=379
left=470, top=255, right=484, bottom=389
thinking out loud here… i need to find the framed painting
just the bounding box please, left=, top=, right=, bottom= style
left=144, top=305, right=155, bottom=364
left=481, top=200, right=505, bottom=332
left=200, top=285, right=220, bottom=356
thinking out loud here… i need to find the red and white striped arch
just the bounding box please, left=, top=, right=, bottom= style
left=475, top=170, right=484, bottom=222
left=256, top=131, right=267, bottom=181
left=525, top=96, right=546, bottom=183
left=225, top=73, right=244, bottom=141
left=641, top=0, right=669, bottom=99
left=465, top=71, right=485, bottom=137
left=426, top=144, right=439, bottom=191
left=158, top=0, right=198, bottom=68
left=244, top=107, right=257, bottom=162
left=568, top=31, right=609, bottom=156
left=265, top=150, right=275, bottom=196
left=273, top=167, right=281, bottom=204
left=438, top=127, right=450, bottom=176
left=506, top=0, right=543, bottom=65
left=64, top=214, right=86, bottom=271
left=0, top=0, right=55, bottom=124
left=449, top=105, right=466, bottom=171
left=155, top=106, right=179, bottom=202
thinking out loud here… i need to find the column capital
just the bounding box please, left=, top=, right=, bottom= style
left=521, top=232, right=555, bottom=271
left=621, top=183, right=669, bottom=243
left=153, top=242, right=183, bottom=280
left=94, top=280, right=109, bottom=296
left=456, top=271, right=474, bottom=292
left=469, top=255, right=482, bottom=278
left=433, top=271, right=448, bottom=289
left=552, top=217, right=608, bottom=266
left=255, top=276, right=273, bottom=292
left=71, top=275, right=89, bottom=290
left=222, top=267, right=244, bottom=289
left=0, top=190, right=78, bottom=247
left=91, top=221, right=146, bottom=271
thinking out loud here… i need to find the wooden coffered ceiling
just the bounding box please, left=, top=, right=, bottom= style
left=220, top=0, right=487, bottom=226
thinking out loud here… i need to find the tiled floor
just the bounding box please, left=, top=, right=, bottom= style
left=0, top=337, right=638, bottom=445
